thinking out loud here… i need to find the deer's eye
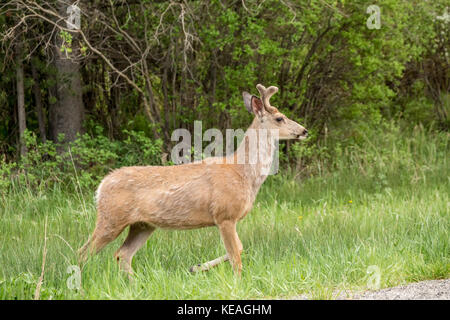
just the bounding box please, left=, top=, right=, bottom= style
left=276, top=117, right=284, bottom=122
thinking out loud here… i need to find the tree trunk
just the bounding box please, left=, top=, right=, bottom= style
left=31, top=61, right=46, bottom=143
left=15, top=41, right=27, bottom=157
left=50, top=0, right=84, bottom=144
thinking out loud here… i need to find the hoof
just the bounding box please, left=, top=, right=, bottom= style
left=189, top=264, right=202, bottom=273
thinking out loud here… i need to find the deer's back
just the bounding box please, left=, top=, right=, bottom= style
left=95, top=163, right=254, bottom=229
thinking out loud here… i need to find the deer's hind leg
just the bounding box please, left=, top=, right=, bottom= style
left=78, top=218, right=127, bottom=264
left=78, top=209, right=129, bottom=264
left=114, top=222, right=155, bottom=275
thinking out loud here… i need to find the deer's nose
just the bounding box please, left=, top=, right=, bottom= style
left=302, top=129, right=308, bottom=136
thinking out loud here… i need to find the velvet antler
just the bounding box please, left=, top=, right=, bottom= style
left=256, top=84, right=278, bottom=113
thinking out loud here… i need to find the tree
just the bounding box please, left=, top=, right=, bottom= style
left=15, top=31, right=27, bottom=157
left=50, top=0, right=85, bottom=143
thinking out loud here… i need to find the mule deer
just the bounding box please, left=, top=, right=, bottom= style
left=79, top=84, right=307, bottom=275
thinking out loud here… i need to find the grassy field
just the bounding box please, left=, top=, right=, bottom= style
left=0, top=125, right=448, bottom=299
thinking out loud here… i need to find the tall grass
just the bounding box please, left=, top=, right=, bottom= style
left=0, top=123, right=448, bottom=299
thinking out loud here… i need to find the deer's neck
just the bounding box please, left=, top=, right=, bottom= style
left=233, top=118, right=277, bottom=193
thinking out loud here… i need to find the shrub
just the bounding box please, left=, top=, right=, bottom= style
left=0, top=128, right=163, bottom=192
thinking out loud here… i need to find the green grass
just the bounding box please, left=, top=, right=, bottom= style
left=0, top=125, right=449, bottom=299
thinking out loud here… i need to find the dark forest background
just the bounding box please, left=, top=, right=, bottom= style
left=0, top=0, right=448, bottom=189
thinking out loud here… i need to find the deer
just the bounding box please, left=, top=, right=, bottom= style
left=78, top=84, right=308, bottom=276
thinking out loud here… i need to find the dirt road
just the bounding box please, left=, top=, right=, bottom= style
left=348, top=278, right=449, bottom=300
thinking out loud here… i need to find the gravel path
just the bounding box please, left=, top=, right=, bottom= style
left=338, top=279, right=450, bottom=300
left=289, top=279, right=450, bottom=300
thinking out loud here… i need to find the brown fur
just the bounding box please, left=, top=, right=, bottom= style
left=79, top=84, right=307, bottom=275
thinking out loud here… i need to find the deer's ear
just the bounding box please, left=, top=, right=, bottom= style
left=243, top=92, right=264, bottom=117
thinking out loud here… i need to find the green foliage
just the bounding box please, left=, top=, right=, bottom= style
left=0, top=128, right=163, bottom=191
left=59, top=31, right=73, bottom=54
left=285, top=119, right=449, bottom=182
left=1, top=0, right=448, bottom=160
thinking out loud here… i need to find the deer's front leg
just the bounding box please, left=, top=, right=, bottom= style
left=218, top=220, right=242, bottom=275
left=189, top=254, right=229, bottom=273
